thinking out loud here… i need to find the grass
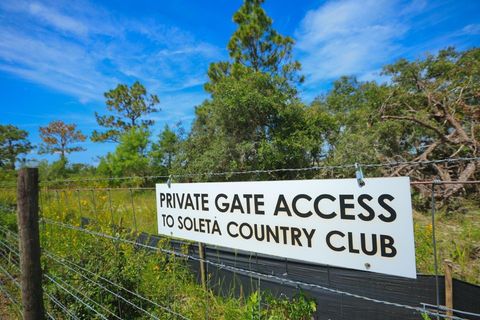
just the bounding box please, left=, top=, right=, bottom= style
left=33, top=187, right=480, bottom=284
left=0, top=187, right=318, bottom=319
left=0, top=185, right=479, bottom=319
left=414, top=206, right=480, bottom=284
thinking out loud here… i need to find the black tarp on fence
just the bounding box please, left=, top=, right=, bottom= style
left=84, top=218, right=480, bottom=320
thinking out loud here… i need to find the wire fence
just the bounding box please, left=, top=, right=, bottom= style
left=0, top=224, right=190, bottom=320
left=0, top=158, right=479, bottom=319
left=0, top=156, right=478, bottom=188
left=1, top=218, right=479, bottom=320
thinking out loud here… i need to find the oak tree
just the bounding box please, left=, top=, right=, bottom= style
left=380, top=48, right=480, bottom=198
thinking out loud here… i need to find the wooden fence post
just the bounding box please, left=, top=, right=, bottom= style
left=444, top=259, right=453, bottom=318
left=17, top=167, right=45, bottom=320
left=186, top=177, right=207, bottom=290
left=198, top=242, right=207, bottom=290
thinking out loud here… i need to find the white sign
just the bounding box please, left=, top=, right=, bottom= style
left=156, top=177, right=416, bottom=278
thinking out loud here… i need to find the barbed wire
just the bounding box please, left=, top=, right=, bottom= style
left=0, top=266, right=22, bottom=316
left=0, top=259, right=24, bottom=316
left=40, top=218, right=477, bottom=320
left=46, top=311, right=56, bottom=320
left=2, top=156, right=472, bottom=187
left=0, top=274, right=54, bottom=320
left=32, top=179, right=480, bottom=193
left=49, top=272, right=122, bottom=320
left=0, top=156, right=478, bottom=189
left=45, top=274, right=109, bottom=320
left=2, top=213, right=479, bottom=320
left=0, top=236, right=104, bottom=320
left=0, top=280, right=22, bottom=315
left=45, top=254, right=175, bottom=320
left=0, top=204, right=16, bottom=213
left=0, top=247, right=23, bottom=316
left=44, top=251, right=190, bottom=320
left=0, top=226, right=189, bottom=320
left=421, top=303, right=480, bottom=319
left=0, top=241, right=79, bottom=320
left=0, top=262, right=19, bottom=288
left=46, top=187, right=156, bottom=191
left=46, top=292, right=80, bottom=320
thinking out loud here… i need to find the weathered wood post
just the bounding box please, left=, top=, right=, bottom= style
left=17, top=167, right=45, bottom=320
left=444, top=259, right=453, bottom=318
left=198, top=242, right=207, bottom=290
left=185, top=177, right=207, bottom=290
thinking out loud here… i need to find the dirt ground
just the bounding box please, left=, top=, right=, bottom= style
left=0, top=276, right=19, bottom=320
left=0, top=293, right=15, bottom=319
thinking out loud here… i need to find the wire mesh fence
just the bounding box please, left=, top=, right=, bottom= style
left=0, top=158, right=479, bottom=319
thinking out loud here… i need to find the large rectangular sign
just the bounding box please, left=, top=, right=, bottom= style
left=156, top=177, right=416, bottom=278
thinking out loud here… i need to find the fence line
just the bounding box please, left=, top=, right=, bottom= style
left=0, top=225, right=190, bottom=320
left=46, top=292, right=80, bottom=320
left=0, top=240, right=82, bottom=320
left=0, top=264, right=23, bottom=317
left=40, top=217, right=477, bottom=320
left=422, top=303, right=480, bottom=319
left=0, top=279, right=22, bottom=314
left=49, top=271, right=122, bottom=320
left=0, top=156, right=476, bottom=187
left=1, top=164, right=480, bottom=319
left=44, top=251, right=190, bottom=320
left=31, top=179, right=480, bottom=193
left=0, top=263, right=57, bottom=320
left=12, top=201, right=479, bottom=320
left=1, top=211, right=478, bottom=320
left=45, top=273, right=109, bottom=320
left=0, top=236, right=113, bottom=320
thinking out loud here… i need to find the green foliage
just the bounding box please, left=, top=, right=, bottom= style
left=244, top=291, right=317, bottom=320
left=183, top=69, right=315, bottom=179
left=0, top=209, right=16, bottom=232
left=44, top=235, right=156, bottom=319
left=228, top=0, right=302, bottom=83
left=39, top=158, right=69, bottom=179
left=304, top=48, right=480, bottom=200
left=379, top=47, right=480, bottom=197
left=150, top=125, right=181, bottom=173
left=309, top=77, right=395, bottom=177
left=38, top=159, right=96, bottom=184
left=39, top=121, right=86, bottom=161
left=421, top=313, right=432, bottom=320
left=31, top=207, right=318, bottom=320
left=206, top=0, right=302, bottom=92
left=0, top=124, right=33, bottom=170
left=98, top=128, right=151, bottom=179
left=0, top=168, right=16, bottom=187
left=92, top=81, right=160, bottom=143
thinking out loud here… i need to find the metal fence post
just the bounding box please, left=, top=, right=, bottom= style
left=431, top=181, right=440, bottom=320
left=17, top=167, right=45, bottom=320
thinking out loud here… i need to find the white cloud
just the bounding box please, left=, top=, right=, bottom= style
left=0, top=0, right=221, bottom=103
left=27, top=2, right=89, bottom=36
left=295, top=0, right=408, bottom=85
left=462, top=24, right=480, bottom=35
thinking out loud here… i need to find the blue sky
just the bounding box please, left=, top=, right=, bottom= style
left=0, top=0, right=479, bottom=165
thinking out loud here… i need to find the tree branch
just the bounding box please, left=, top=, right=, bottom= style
left=381, top=115, right=446, bottom=140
